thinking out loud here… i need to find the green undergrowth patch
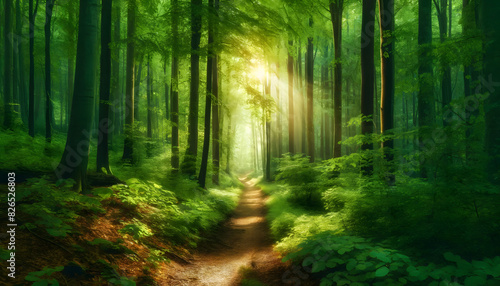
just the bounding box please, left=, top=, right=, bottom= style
left=283, top=232, right=500, bottom=286
left=0, top=130, right=66, bottom=171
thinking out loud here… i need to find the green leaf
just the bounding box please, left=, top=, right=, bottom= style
left=375, top=267, right=390, bottom=277
left=464, top=276, right=486, bottom=286
left=346, top=259, right=357, bottom=271
left=443, top=252, right=461, bottom=262
left=312, top=261, right=326, bottom=273
left=32, top=281, right=49, bottom=286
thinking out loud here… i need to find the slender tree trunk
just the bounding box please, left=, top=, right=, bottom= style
left=361, top=0, right=376, bottom=175
left=44, top=0, right=54, bottom=141
left=13, top=0, right=19, bottom=119
left=479, top=0, right=500, bottom=183
left=163, top=59, right=170, bottom=140
left=418, top=0, right=436, bottom=178
left=287, top=40, right=295, bottom=154
left=331, top=0, right=343, bottom=159
left=225, top=114, right=232, bottom=173
left=97, top=0, right=112, bottom=173
left=379, top=0, right=395, bottom=184
left=67, top=2, right=76, bottom=130
left=16, top=0, right=28, bottom=124
left=182, top=0, right=203, bottom=176
left=306, top=18, right=315, bottom=162
left=134, top=57, right=143, bottom=121
left=4, top=0, right=13, bottom=129
left=212, top=0, right=220, bottom=184
left=265, top=70, right=272, bottom=180
left=146, top=55, right=153, bottom=157
left=198, top=0, right=214, bottom=188
left=170, top=0, right=180, bottom=170
left=56, top=0, right=99, bottom=191
left=298, top=44, right=306, bottom=155
left=122, top=0, right=136, bottom=163
left=111, top=0, right=121, bottom=147
left=29, top=0, right=36, bottom=136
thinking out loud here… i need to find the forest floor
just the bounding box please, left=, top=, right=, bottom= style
left=165, top=176, right=297, bottom=286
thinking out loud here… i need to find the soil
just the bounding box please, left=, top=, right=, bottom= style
left=165, top=177, right=304, bottom=286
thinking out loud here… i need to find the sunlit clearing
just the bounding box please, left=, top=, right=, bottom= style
left=251, top=64, right=266, bottom=81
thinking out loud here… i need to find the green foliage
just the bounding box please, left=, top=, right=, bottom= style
left=114, top=178, right=179, bottom=212
left=0, top=131, right=65, bottom=171
left=275, top=154, right=324, bottom=208
left=284, top=232, right=500, bottom=285
left=17, top=177, right=104, bottom=237
left=97, top=259, right=136, bottom=286
left=25, top=266, right=64, bottom=286
left=119, top=220, right=153, bottom=240
left=87, top=238, right=134, bottom=254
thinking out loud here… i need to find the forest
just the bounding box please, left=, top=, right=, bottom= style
left=1, top=0, right=500, bottom=285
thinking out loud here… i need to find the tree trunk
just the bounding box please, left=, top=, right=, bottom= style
left=97, top=0, right=112, bottom=173
left=111, top=0, right=121, bottom=146
left=361, top=0, right=376, bottom=175
left=16, top=0, right=28, bottom=124
left=331, top=0, right=343, bottom=159
left=56, top=0, right=99, bottom=191
left=212, top=0, right=220, bottom=184
left=164, top=59, right=170, bottom=140
left=183, top=0, right=203, bottom=176
left=288, top=40, right=295, bottom=154
left=171, top=0, right=180, bottom=170
left=4, top=0, right=13, bottom=129
left=122, top=0, right=136, bottom=163
left=198, top=0, right=214, bottom=188
left=306, top=18, right=315, bottom=162
left=418, top=0, right=436, bottom=178
left=146, top=55, right=153, bottom=157
left=265, top=70, right=272, bottom=180
left=379, top=0, right=395, bottom=184
left=134, top=57, right=143, bottom=122
left=44, top=0, right=55, bottom=142
left=479, top=0, right=500, bottom=183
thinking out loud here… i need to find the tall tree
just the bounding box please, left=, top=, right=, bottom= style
left=434, top=0, right=452, bottom=127
left=56, top=0, right=99, bottom=191
left=28, top=0, right=39, bottom=136
left=4, top=0, right=13, bottom=129
left=418, top=0, right=436, bottom=177
left=183, top=0, right=203, bottom=176
left=379, top=0, right=395, bottom=183
left=146, top=55, right=153, bottom=157
left=330, top=0, right=344, bottom=158
left=479, top=0, right=500, bottom=183
left=170, top=0, right=180, bottom=170
left=288, top=40, right=295, bottom=154
left=15, top=0, right=28, bottom=124
left=198, top=0, right=215, bottom=189
left=212, top=0, right=220, bottom=185
left=97, top=0, right=113, bottom=174
left=111, top=0, right=121, bottom=144
left=306, top=17, right=315, bottom=162
left=361, top=0, right=376, bottom=174
left=44, top=0, right=55, bottom=141
left=122, top=0, right=136, bottom=163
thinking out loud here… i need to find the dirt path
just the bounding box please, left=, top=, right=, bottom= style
left=165, top=177, right=289, bottom=285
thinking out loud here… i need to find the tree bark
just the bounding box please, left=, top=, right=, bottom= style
left=97, top=0, right=112, bottom=173
left=44, top=0, right=55, bottom=142
left=479, top=0, right=500, bottom=183
left=379, top=0, right=395, bottom=184
left=4, top=0, right=13, bottom=129
left=56, top=0, right=99, bottom=191
left=198, top=0, right=214, bottom=188
left=212, top=0, right=220, bottom=184
left=418, top=0, right=435, bottom=178
left=306, top=18, right=315, bottom=162
left=287, top=40, right=295, bottom=154
left=330, top=0, right=344, bottom=159
left=361, top=0, right=376, bottom=175
left=122, top=0, right=136, bottom=163
left=171, top=0, right=180, bottom=170
left=183, top=0, right=203, bottom=176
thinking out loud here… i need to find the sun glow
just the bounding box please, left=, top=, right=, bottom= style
left=250, top=63, right=266, bottom=81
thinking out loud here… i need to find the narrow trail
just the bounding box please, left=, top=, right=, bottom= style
left=166, top=177, right=289, bottom=285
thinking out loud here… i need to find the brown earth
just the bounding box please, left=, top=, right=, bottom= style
left=164, top=177, right=315, bottom=286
